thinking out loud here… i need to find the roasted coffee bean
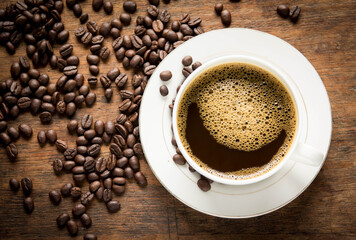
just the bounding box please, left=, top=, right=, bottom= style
left=159, top=85, right=169, bottom=96
left=63, top=66, right=78, bottom=76
left=115, top=73, right=128, bottom=88
left=85, top=92, right=96, bottom=106
left=81, top=32, right=93, bottom=44
left=81, top=192, right=94, bottom=205
left=81, top=213, right=92, bottom=228
left=19, top=124, right=32, bottom=138
left=112, top=37, right=123, bottom=50
left=115, top=124, right=128, bottom=138
left=73, top=4, right=82, bottom=17
left=82, top=114, right=93, bottom=129
left=105, top=121, right=115, bottom=135
left=84, top=233, right=97, bottom=240
left=182, top=55, right=193, bottom=66
left=100, top=75, right=111, bottom=88
left=102, top=132, right=112, bottom=144
left=87, top=144, right=101, bottom=157
left=103, top=178, right=112, bottom=189
left=87, top=55, right=100, bottom=66
left=37, top=130, right=47, bottom=144
left=67, top=220, right=78, bottom=236
left=89, top=181, right=101, bottom=193
left=120, top=13, right=131, bottom=26
left=290, top=6, right=301, bottom=22
left=123, top=1, right=137, bottom=13
left=53, top=159, right=63, bottom=173
left=116, top=156, right=128, bottom=168
left=144, top=65, right=156, bottom=76
left=44, top=130, right=56, bottom=144
left=0, top=132, right=11, bottom=146
left=65, top=101, right=76, bottom=116
left=160, top=9, right=171, bottom=24
left=71, top=187, right=82, bottom=199
left=90, top=65, right=100, bottom=76
left=67, top=56, right=79, bottom=66
left=182, top=66, right=193, bottom=77
left=113, top=135, right=126, bottom=149
left=106, top=68, right=120, bottom=82
left=124, top=167, right=134, bottom=179
left=197, top=178, right=211, bottom=192
left=57, top=59, right=68, bottom=72
left=24, top=197, right=34, bottom=213
left=188, top=17, right=201, bottom=28
left=92, top=35, right=104, bottom=46
left=64, top=148, right=77, bottom=160
left=116, top=114, right=127, bottom=125
left=87, top=20, right=98, bottom=34
left=80, top=13, right=89, bottom=23
left=103, top=0, right=113, bottom=14
left=106, top=200, right=120, bottom=213
left=49, top=190, right=62, bottom=205
left=74, top=154, right=86, bottom=165
left=63, top=160, right=75, bottom=171
left=9, top=178, right=20, bottom=192
left=221, top=10, right=231, bottom=26
left=77, top=136, right=88, bottom=146
left=147, top=5, right=159, bottom=18
left=10, top=63, right=21, bottom=80
left=106, top=155, right=116, bottom=171
left=67, top=120, right=78, bottom=133
left=6, top=143, right=17, bottom=160
left=192, top=61, right=202, bottom=70
left=102, top=188, right=112, bottom=202
left=57, top=213, right=70, bottom=228
left=92, top=0, right=103, bottom=11
left=103, top=88, right=113, bottom=101
left=75, top=27, right=86, bottom=38
left=95, top=186, right=104, bottom=199
left=60, top=44, right=73, bottom=59
left=134, top=171, right=147, bottom=186
left=110, top=143, right=122, bottom=157
left=88, top=76, right=98, bottom=86
left=17, top=97, right=31, bottom=110
left=152, top=20, right=164, bottom=33
left=126, top=134, right=136, bottom=148
left=98, top=22, right=111, bottom=37
left=19, top=56, right=30, bottom=72
left=129, top=155, right=140, bottom=172
left=215, top=3, right=224, bottom=15
left=173, top=153, right=186, bottom=165
left=180, top=24, right=193, bottom=36
left=93, top=120, right=104, bottom=136
left=21, top=178, right=32, bottom=196
left=277, top=4, right=289, bottom=18
left=84, top=157, right=96, bottom=173
left=99, top=47, right=110, bottom=60
left=57, top=30, right=69, bottom=43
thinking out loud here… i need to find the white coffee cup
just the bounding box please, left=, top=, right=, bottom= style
left=172, top=55, right=324, bottom=185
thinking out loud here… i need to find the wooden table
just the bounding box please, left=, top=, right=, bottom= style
left=0, top=0, right=355, bottom=239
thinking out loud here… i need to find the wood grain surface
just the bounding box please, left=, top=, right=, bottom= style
left=0, top=0, right=355, bottom=239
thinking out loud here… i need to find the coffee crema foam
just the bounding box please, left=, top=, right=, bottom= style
left=177, top=63, right=297, bottom=180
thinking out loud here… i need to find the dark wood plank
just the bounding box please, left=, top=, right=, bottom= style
left=0, top=0, right=355, bottom=239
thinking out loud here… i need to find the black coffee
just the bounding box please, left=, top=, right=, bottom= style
left=177, top=63, right=297, bottom=180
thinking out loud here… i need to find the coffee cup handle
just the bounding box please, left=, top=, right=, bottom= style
left=292, top=142, right=324, bottom=166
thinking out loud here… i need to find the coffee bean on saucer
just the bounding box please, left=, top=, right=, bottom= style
left=277, top=5, right=290, bottom=18
left=289, top=6, right=301, bottom=22
left=160, top=70, right=172, bottom=81
left=182, top=67, right=193, bottom=78
left=197, top=178, right=211, bottom=192
left=159, top=85, right=169, bottom=96
left=21, top=177, right=32, bottom=196
left=192, top=61, right=202, bottom=70
left=182, top=56, right=193, bottom=66
left=9, top=178, right=19, bottom=192
left=221, top=10, right=232, bottom=26
left=84, top=233, right=97, bottom=240
left=57, top=213, right=70, bottom=228
left=23, top=197, right=34, bottom=213
left=173, top=154, right=186, bottom=165
left=49, top=190, right=62, bottom=205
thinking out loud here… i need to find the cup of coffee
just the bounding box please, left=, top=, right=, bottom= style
left=172, top=55, right=324, bottom=185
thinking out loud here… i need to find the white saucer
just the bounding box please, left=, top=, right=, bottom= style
left=139, top=28, right=332, bottom=218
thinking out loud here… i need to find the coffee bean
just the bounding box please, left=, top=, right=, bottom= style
left=53, top=159, right=63, bottom=173
left=18, top=124, right=32, bottom=138
left=81, top=32, right=93, bottom=44
left=192, top=61, right=202, bottom=70
left=60, top=44, right=73, bottom=59
left=49, top=190, right=62, bottom=205
left=64, top=147, right=77, bottom=160
left=71, top=187, right=82, bottom=199
left=102, top=188, right=112, bottom=202
left=83, top=233, right=97, bottom=240
left=67, top=220, right=78, bottom=236
left=197, top=178, right=211, bottom=192
left=144, top=65, right=156, bottom=76
left=182, top=67, right=193, bottom=78
left=290, top=6, right=301, bottom=22
left=123, top=1, right=137, bottom=13
left=63, top=66, right=77, bottom=76
left=9, top=178, right=19, bottom=192
left=85, top=92, right=96, bottom=106
left=23, top=197, right=34, bottom=213
left=182, top=55, right=193, bottom=66
left=173, top=153, right=186, bottom=165
left=106, top=200, right=120, bottom=213
left=134, top=171, right=147, bottom=186
left=81, top=114, right=93, bottom=129
left=159, top=85, right=169, bottom=96
left=57, top=213, right=70, bottom=228
left=60, top=183, right=73, bottom=197
left=67, top=120, right=78, bottom=134
left=57, top=30, right=69, bottom=43
left=152, top=20, right=164, bottom=33
left=277, top=4, right=289, bottom=18
left=46, top=130, right=57, bottom=144
left=87, top=144, right=101, bottom=157
left=79, top=213, right=92, bottom=228
left=103, top=0, right=113, bottom=14
left=147, top=5, right=159, bottom=18
left=75, top=27, right=86, bottom=38
left=81, top=191, right=94, bottom=206
left=67, top=56, right=79, bottom=66
left=37, top=130, right=46, bottom=144
left=120, top=13, right=131, bottom=26
left=87, top=20, right=98, bottom=34
left=180, top=24, right=193, bottom=36
left=92, top=0, right=103, bottom=11
left=73, top=4, right=82, bottom=17
left=21, top=178, right=32, bottom=196
left=221, top=10, right=232, bottom=26
left=63, top=161, right=76, bottom=171
left=99, top=75, right=111, bottom=89
left=80, top=13, right=89, bottom=23
left=0, top=132, right=11, bottom=146
left=110, top=143, right=122, bottom=158
left=215, top=3, right=224, bottom=15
